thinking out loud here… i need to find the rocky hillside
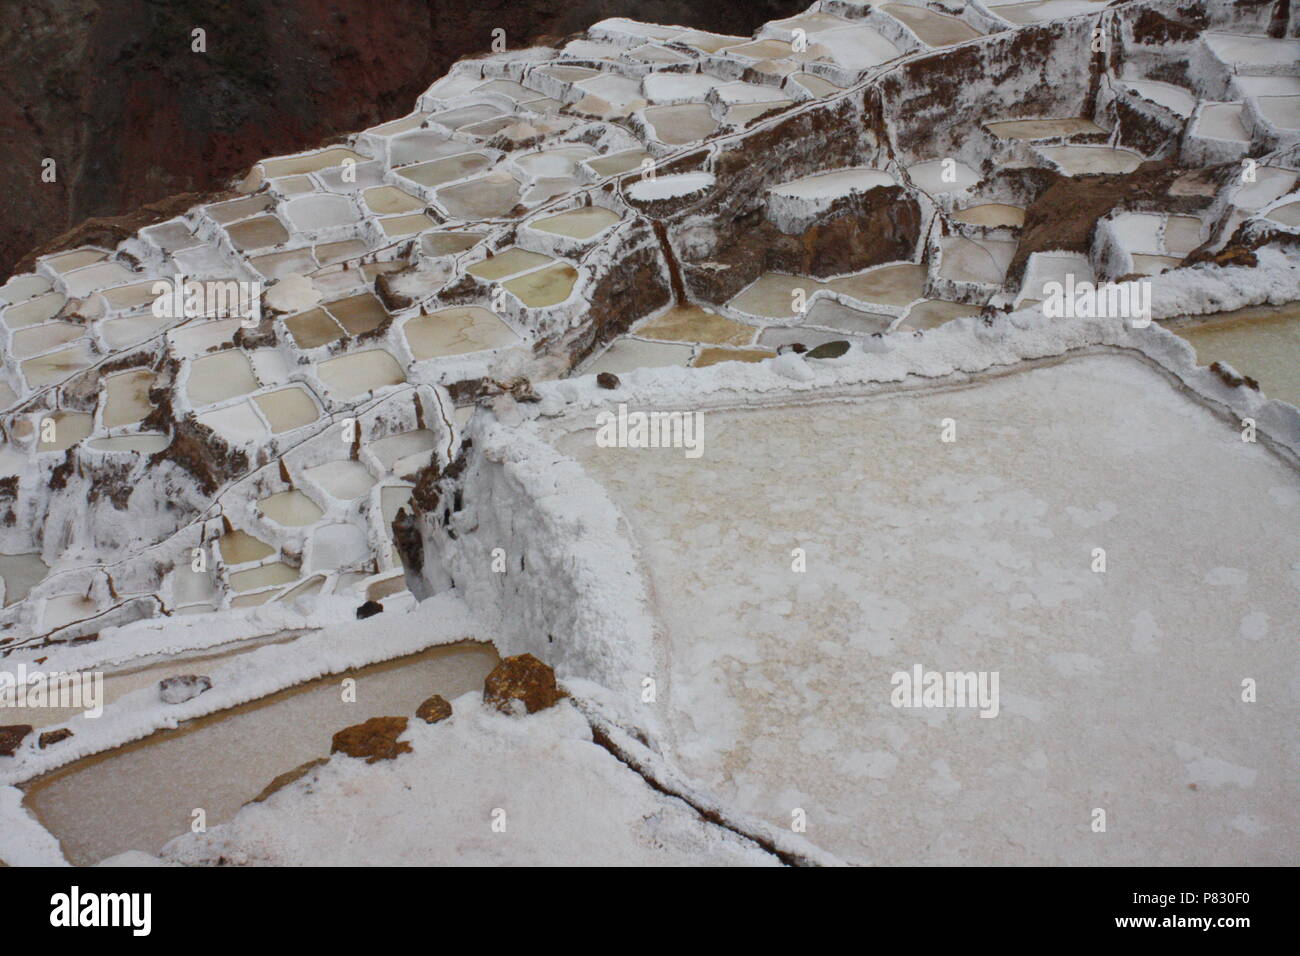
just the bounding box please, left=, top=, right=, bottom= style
left=0, top=0, right=809, bottom=276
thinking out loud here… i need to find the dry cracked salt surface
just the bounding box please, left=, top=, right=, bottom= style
left=559, top=355, right=1299, bottom=865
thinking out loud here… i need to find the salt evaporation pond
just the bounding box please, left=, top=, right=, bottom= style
left=559, top=353, right=1299, bottom=864
left=23, top=642, right=501, bottom=864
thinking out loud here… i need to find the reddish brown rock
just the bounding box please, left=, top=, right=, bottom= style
left=38, top=728, right=74, bottom=749
left=0, top=725, right=32, bottom=757
left=415, top=695, right=453, bottom=724
left=330, top=716, right=412, bottom=763
left=483, top=654, right=566, bottom=715
left=250, top=757, right=330, bottom=804
left=596, top=372, right=621, bottom=390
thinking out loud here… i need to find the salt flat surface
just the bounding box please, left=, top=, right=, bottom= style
left=560, top=354, right=1299, bottom=864
left=160, top=698, right=777, bottom=867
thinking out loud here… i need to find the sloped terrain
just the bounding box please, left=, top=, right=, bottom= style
left=0, top=0, right=1296, bottom=866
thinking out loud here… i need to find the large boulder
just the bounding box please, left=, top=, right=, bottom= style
left=483, top=654, right=565, bottom=716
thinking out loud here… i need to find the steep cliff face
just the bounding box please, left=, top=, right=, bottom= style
left=0, top=0, right=808, bottom=276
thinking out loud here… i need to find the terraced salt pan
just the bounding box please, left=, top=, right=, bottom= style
left=218, top=529, right=274, bottom=565
left=1131, top=255, right=1181, bottom=276
left=4, top=292, right=65, bottom=328
left=514, top=146, right=595, bottom=179
left=466, top=248, right=553, bottom=281
left=758, top=326, right=858, bottom=350
left=16, top=342, right=88, bottom=390
left=429, top=105, right=505, bottom=131
left=585, top=149, right=650, bottom=177
left=304, top=460, right=376, bottom=501
left=634, top=306, right=755, bottom=346
left=503, top=264, right=579, bottom=308
left=954, top=203, right=1026, bottom=228
left=229, top=561, right=299, bottom=593
left=187, top=350, right=259, bottom=406
left=101, top=369, right=155, bottom=427
left=257, top=490, right=324, bottom=528
left=1, top=274, right=52, bottom=304
left=772, top=168, right=894, bottom=199
left=642, top=73, right=726, bottom=103
left=35, top=412, right=91, bottom=453
left=1233, top=167, right=1298, bottom=210
left=22, top=643, right=500, bottom=864
left=1120, top=78, right=1196, bottom=116
left=991, top=0, right=1106, bottom=24
left=1234, top=76, right=1300, bottom=98
left=984, top=117, right=1105, bottom=139
left=422, top=232, right=483, bottom=256
left=1037, top=146, right=1142, bottom=175
left=907, top=159, right=979, bottom=194
left=325, top=293, right=388, bottom=336
left=0, top=553, right=49, bottom=607
left=88, top=435, right=169, bottom=454
left=627, top=172, right=715, bottom=202
left=882, top=4, right=980, bottom=47
left=531, top=207, right=622, bottom=240
left=398, top=152, right=491, bottom=189
left=317, top=350, right=406, bottom=400
left=403, top=307, right=520, bottom=360
left=1203, top=33, right=1300, bottom=70
left=285, top=308, right=346, bottom=349
left=209, top=195, right=274, bottom=225
left=584, top=339, right=694, bottom=376
left=436, top=174, right=521, bottom=220
left=898, top=299, right=982, bottom=330
left=729, top=266, right=928, bottom=319
left=939, top=236, right=1017, bottom=284
left=379, top=213, right=435, bottom=238
left=10, top=323, right=83, bottom=358
left=198, top=402, right=267, bottom=444
left=253, top=387, right=319, bottom=433
left=260, top=147, right=365, bottom=178
left=1268, top=202, right=1300, bottom=227
left=362, top=186, right=425, bottom=215
left=1165, top=302, right=1300, bottom=407
left=811, top=26, right=901, bottom=70
left=1257, top=97, right=1300, bottom=131
left=643, top=104, right=719, bottom=145
left=693, top=347, right=775, bottom=368
left=807, top=296, right=896, bottom=335
left=284, top=195, right=361, bottom=231
left=367, top=430, right=438, bottom=475
left=42, top=249, right=106, bottom=273
left=560, top=354, right=1299, bottom=864
left=1194, top=103, right=1249, bottom=142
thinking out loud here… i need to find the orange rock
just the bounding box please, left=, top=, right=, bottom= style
left=250, top=757, right=330, bottom=803
left=483, top=653, right=565, bottom=715
left=330, top=716, right=412, bottom=763
left=415, top=695, right=453, bottom=724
